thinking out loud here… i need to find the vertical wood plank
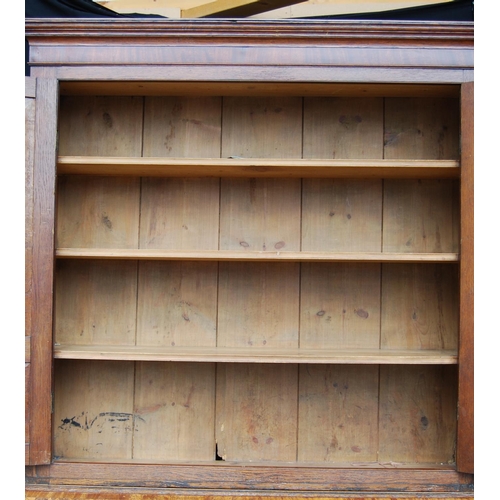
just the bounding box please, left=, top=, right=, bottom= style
left=139, top=178, right=220, bottom=250
left=218, top=262, right=300, bottom=348
left=298, top=365, right=379, bottom=463
left=216, top=364, right=298, bottom=462
left=25, top=78, right=36, bottom=464
left=56, top=176, right=141, bottom=249
left=30, top=77, right=58, bottom=465
left=300, top=263, right=381, bottom=349
left=220, top=96, right=302, bottom=251
left=143, top=96, right=222, bottom=158
left=220, top=178, right=301, bottom=252
left=302, top=98, right=383, bottom=250
left=382, top=179, right=459, bottom=253
left=133, top=362, right=216, bottom=460
left=53, top=360, right=135, bottom=460
left=381, top=95, right=460, bottom=468
left=457, top=81, right=474, bottom=474
left=303, top=97, right=383, bottom=159
left=25, top=75, right=36, bottom=98
left=217, top=88, right=302, bottom=464
left=301, top=97, right=384, bottom=465
left=302, top=179, right=382, bottom=252
left=57, top=96, right=144, bottom=156
left=136, top=261, right=218, bottom=347
left=384, top=97, right=459, bottom=160
left=25, top=363, right=31, bottom=462
left=25, top=86, right=35, bottom=341
left=140, top=96, right=223, bottom=465
left=54, top=260, right=138, bottom=346
left=379, top=365, right=458, bottom=464
left=381, top=264, right=458, bottom=351
left=221, top=96, right=302, bottom=158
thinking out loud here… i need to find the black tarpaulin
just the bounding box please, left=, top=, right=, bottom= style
left=25, top=0, right=162, bottom=18
left=304, top=0, right=473, bottom=21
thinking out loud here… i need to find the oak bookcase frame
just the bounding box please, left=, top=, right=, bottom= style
left=25, top=18, right=473, bottom=497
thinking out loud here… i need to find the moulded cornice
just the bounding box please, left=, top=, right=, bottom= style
left=25, top=18, right=473, bottom=85
left=25, top=18, right=474, bottom=45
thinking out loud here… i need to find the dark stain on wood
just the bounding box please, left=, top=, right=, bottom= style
left=101, top=213, right=112, bottom=230
left=355, top=308, right=369, bottom=319
left=58, top=412, right=144, bottom=431
left=102, top=112, right=113, bottom=128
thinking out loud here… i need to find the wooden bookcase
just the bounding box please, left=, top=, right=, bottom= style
left=25, top=19, right=474, bottom=498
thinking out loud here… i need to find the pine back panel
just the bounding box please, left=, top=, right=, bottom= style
left=54, top=94, right=460, bottom=465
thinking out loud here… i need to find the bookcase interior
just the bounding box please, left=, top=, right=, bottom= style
left=53, top=90, right=460, bottom=466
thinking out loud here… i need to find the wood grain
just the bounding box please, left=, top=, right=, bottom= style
left=139, top=177, right=220, bottom=250
left=25, top=78, right=36, bottom=464
left=133, top=362, right=216, bottom=460
left=58, top=156, right=460, bottom=178
left=24, top=17, right=475, bottom=494
left=54, top=260, right=138, bottom=346
left=26, top=18, right=473, bottom=87
left=56, top=248, right=459, bottom=263
left=25, top=86, right=35, bottom=341
left=53, top=360, right=135, bottom=460
left=218, top=262, right=300, bottom=348
left=136, top=261, right=218, bottom=347
left=25, top=461, right=473, bottom=492
left=216, top=364, right=298, bottom=462
left=25, top=362, right=31, bottom=462
left=298, top=364, right=379, bottom=462
left=300, top=263, right=381, bottom=349
left=57, top=95, right=144, bottom=157
left=56, top=175, right=141, bottom=249
left=220, top=178, right=301, bottom=252
left=302, top=179, right=382, bottom=252
left=456, top=81, right=474, bottom=474
left=53, top=345, right=458, bottom=364
left=303, top=97, right=383, bottom=159
left=143, top=96, right=222, bottom=158
left=25, top=489, right=475, bottom=500
left=29, top=77, right=58, bottom=464
left=384, top=98, right=459, bottom=160
left=379, top=365, right=458, bottom=464
left=381, top=264, right=458, bottom=351
left=382, top=179, right=459, bottom=254
left=221, top=96, right=302, bottom=159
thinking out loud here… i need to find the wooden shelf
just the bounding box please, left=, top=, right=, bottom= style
left=54, top=345, right=458, bottom=365
left=56, top=248, right=459, bottom=262
left=57, top=156, right=460, bottom=179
